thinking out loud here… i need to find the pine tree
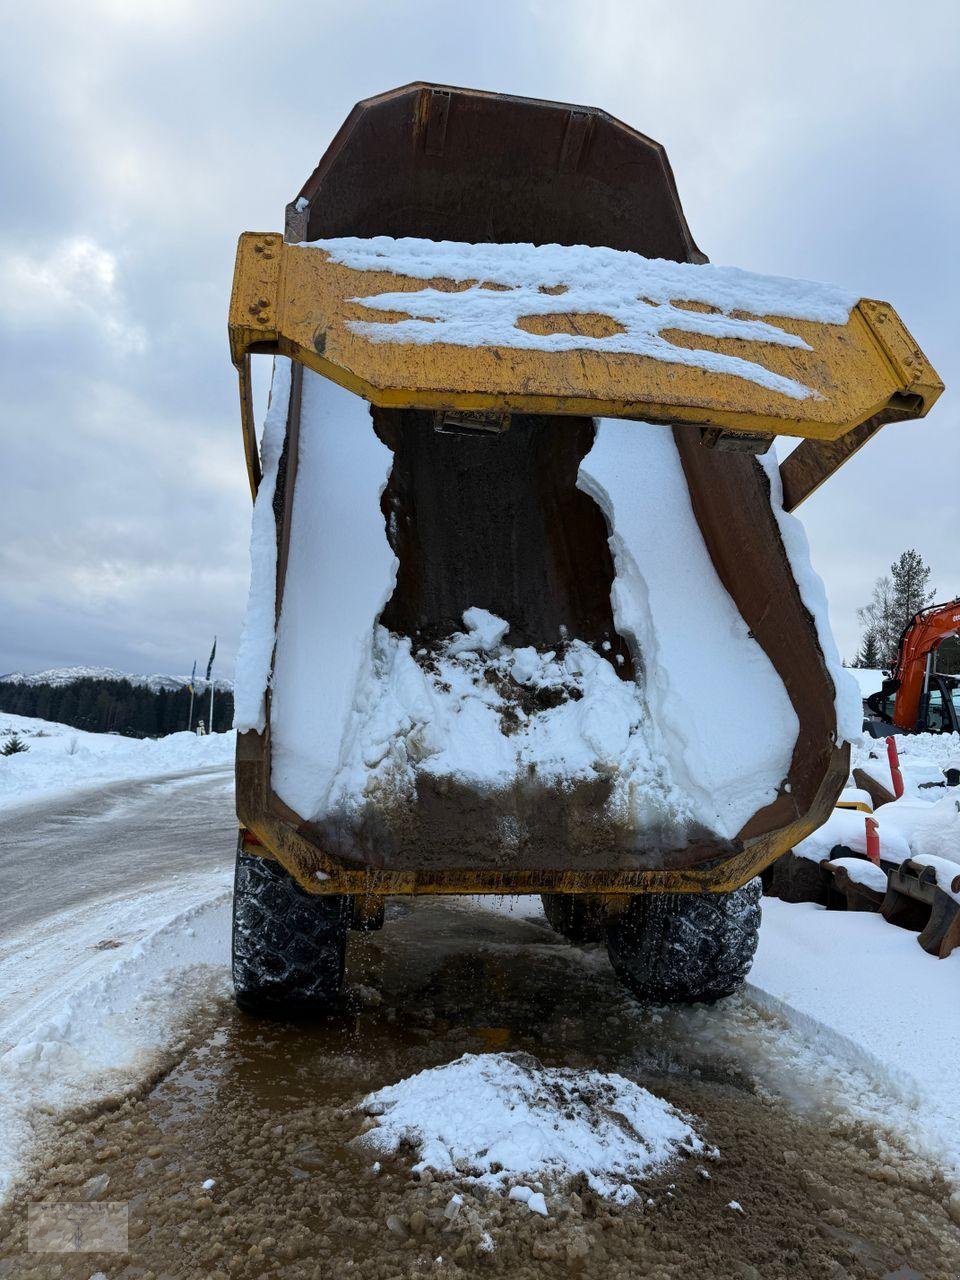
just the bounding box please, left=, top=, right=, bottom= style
left=854, top=628, right=882, bottom=669
left=890, top=549, right=935, bottom=632
left=857, top=550, right=936, bottom=669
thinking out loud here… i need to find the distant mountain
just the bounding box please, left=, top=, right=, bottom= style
left=0, top=666, right=234, bottom=693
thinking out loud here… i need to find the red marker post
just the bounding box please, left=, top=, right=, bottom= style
left=885, top=736, right=905, bottom=799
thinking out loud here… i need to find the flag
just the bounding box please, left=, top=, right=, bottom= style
left=188, top=659, right=196, bottom=694
left=205, top=637, right=217, bottom=682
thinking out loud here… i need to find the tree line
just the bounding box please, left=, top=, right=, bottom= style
left=0, top=677, right=234, bottom=738
left=855, top=549, right=959, bottom=673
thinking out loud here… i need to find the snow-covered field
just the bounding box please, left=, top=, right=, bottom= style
left=0, top=712, right=235, bottom=814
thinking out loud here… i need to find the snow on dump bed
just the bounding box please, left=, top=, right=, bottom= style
left=355, top=1052, right=705, bottom=1198
left=258, top=376, right=803, bottom=838
left=267, top=373, right=397, bottom=817
left=578, top=422, right=799, bottom=832
left=323, top=610, right=705, bottom=836
left=309, top=236, right=857, bottom=401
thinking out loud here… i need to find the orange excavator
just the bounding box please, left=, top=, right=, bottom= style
left=866, top=599, right=960, bottom=734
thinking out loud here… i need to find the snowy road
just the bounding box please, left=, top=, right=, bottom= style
left=0, top=767, right=234, bottom=936
left=0, top=769, right=234, bottom=1058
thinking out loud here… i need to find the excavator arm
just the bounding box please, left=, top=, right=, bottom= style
left=892, top=600, right=960, bottom=730
left=228, top=231, right=942, bottom=504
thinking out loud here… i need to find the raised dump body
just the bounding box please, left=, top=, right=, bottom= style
left=228, top=84, right=941, bottom=1013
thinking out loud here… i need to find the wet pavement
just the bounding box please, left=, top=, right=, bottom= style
left=2, top=896, right=958, bottom=1279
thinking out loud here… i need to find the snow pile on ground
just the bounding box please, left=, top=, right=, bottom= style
left=0, top=880, right=232, bottom=1199
left=311, top=236, right=856, bottom=400
left=843, top=730, right=960, bottom=864
left=356, top=1051, right=705, bottom=1198
left=0, top=713, right=234, bottom=814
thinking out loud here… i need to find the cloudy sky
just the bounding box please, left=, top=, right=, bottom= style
left=2, top=0, right=957, bottom=679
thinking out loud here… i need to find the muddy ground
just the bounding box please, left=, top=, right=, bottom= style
left=1, top=897, right=958, bottom=1279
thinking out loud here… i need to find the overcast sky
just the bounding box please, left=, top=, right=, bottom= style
left=2, top=0, right=957, bottom=680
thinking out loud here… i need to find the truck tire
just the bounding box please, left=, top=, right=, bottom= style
left=232, top=844, right=351, bottom=1016
left=540, top=893, right=608, bottom=944
left=606, top=879, right=761, bottom=1005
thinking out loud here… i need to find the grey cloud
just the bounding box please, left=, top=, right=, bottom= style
left=2, top=0, right=957, bottom=681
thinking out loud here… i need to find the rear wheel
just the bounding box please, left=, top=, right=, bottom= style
left=232, top=842, right=351, bottom=1016
left=606, top=879, right=761, bottom=1005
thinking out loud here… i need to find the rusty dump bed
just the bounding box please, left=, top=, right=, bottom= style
left=233, top=83, right=940, bottom=897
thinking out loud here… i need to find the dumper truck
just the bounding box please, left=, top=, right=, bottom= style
left=227, top=83, right=942, bottom=1015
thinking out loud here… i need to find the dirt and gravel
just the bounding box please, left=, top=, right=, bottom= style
left=2, top=896, right=958, bottom=1280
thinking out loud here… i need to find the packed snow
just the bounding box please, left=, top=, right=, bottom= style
left=0, top=713, right=234, bottom=814
left=578, top=420, right=799, bottom=835
left=267, top=371, right=397, bottom=818
left=322, top=610, right=706, bottom=837
left=233, top=356, right=292, bottom=733
left=355, top=1051, right=705, bottom=1197
left=309, top=236, right=857, bottom=400
left=758, top=449, right=863, bottom=742
left=825, top=856, right=888, bottom=893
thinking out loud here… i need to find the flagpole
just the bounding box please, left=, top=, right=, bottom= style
left=187, top=660, right=197, bottom=732
left=206, top=636, right=217, bottom=733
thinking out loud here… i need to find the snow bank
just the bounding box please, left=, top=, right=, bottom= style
left=579, top=422, right=798, bottom=836
left=0, top=882, right=232, bottom=1200
left=752, top=898, right=960, bottom=1177
left=269, top=372, right=397, bottom=818
left=0, top=714, right=234, bottom=814
left=356, top=1051, right=705, bottom=1197
left=233, top=357, right=292, bottom=733
left=310, top=236, right=856, bottom=400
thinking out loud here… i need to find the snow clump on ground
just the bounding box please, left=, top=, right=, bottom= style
left=355, top=1051, right=707, bottom=1200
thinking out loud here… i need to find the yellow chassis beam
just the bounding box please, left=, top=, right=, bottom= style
left=229, top=233, right=942, bottom=503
